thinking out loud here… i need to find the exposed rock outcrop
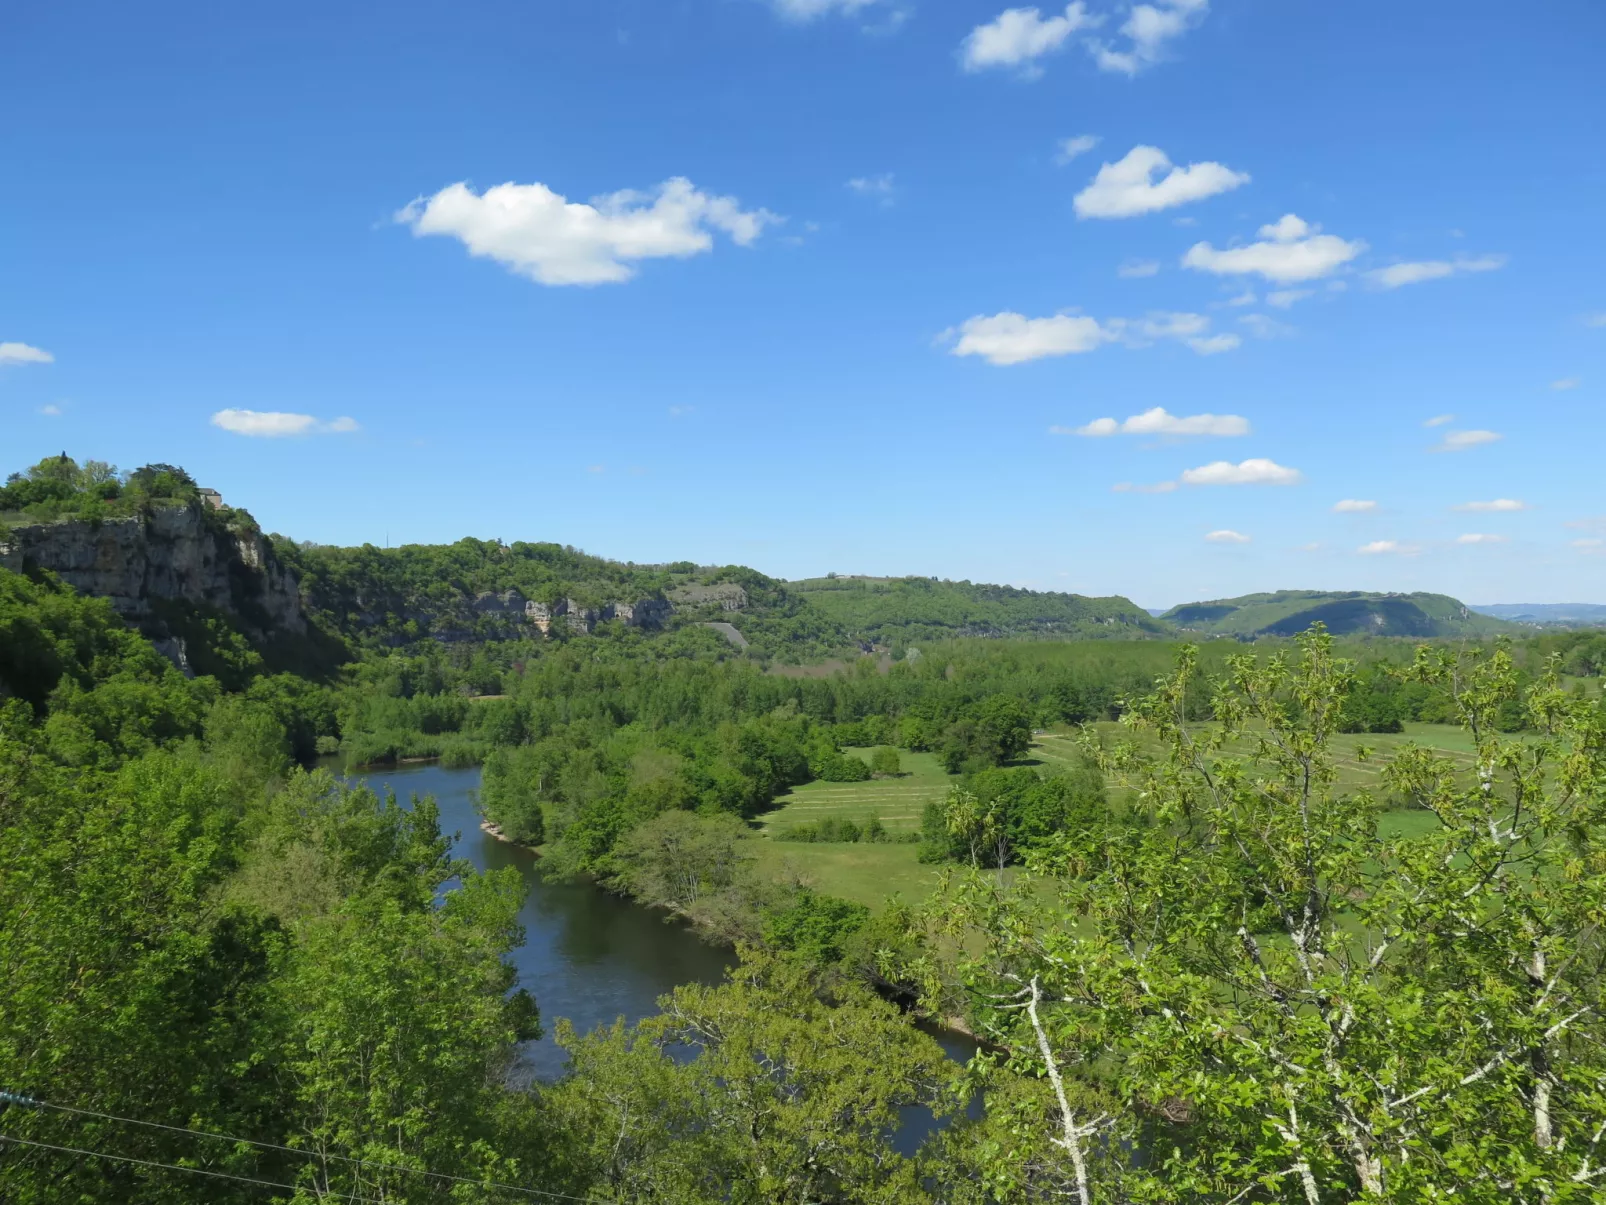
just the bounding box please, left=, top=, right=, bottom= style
left=0, top=503, right=307, bottom=641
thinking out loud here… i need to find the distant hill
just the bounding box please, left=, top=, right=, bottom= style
left=791, top=576, right=1169, bottom=645
left=1160, top=590, right=1517, bottom=639
left=1470, top=603, right=1606, bottom=628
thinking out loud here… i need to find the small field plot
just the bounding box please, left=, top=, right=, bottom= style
left=747, top=839, right=944, bottom=911
left=756, top=748, right=955, bottom=836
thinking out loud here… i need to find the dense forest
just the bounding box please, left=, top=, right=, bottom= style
left=6, top=454, right=1606, bottom=1201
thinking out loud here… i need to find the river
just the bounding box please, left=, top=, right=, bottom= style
left=344, top=760, right=980, bottom=1132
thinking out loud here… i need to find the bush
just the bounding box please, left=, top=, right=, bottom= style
left=816, top=753, right=871, bottom=782
left=761, top=889, right=870, bottom=964
left=869, top=747, right=900, bottom=776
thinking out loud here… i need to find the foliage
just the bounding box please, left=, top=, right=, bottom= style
left=910, top=628, right=1606, bottom=1202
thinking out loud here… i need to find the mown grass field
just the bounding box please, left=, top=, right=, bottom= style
left=755, top=747, right=954, bottom=836
left=748, top=724, right=1483, bottom=910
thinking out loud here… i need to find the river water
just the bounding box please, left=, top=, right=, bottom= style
left=345, top=761, right=978, bottom=1150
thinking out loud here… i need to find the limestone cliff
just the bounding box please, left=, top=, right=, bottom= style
left=0, top=503, right=307, bottom=641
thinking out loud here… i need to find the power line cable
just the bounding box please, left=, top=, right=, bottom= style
left=0, top=1091, right=590, bottom=1203
left=0, top=1133, right=394, bottom=1204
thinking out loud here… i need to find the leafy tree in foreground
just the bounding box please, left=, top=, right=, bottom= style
left=914, top=629, right=1606, bottom=1203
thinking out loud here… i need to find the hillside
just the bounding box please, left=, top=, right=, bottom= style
left=1160, top=590, right=1518, bottom=639
left=790, top=575, right=1169, bottom=645
left=1470, top=603, right=1606, bottom=628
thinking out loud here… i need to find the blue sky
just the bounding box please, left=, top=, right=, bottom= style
left=3, top=0, right=1604, bottom=608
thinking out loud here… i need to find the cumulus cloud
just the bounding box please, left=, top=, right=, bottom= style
left=1433, top=429, right=1502, bottom=452
left=1055, top=134, right=1100, bottom=164
left=0, top=342, right=53, bottom=366
left=1456, top=533, right=1509, bottom=545
left=1061, top=406, right=1249, bottom=437
left=211, top=410, right=361, bottom=438
left=948, top=312, right=1111, bottom=365
left=1552, top=377, right=1581, bottom=390
left=1118, top=259, right=1161, bottom=278
left=846, top=173, right=896, bottom=204
left=1423, top=413, right=1455, bottom=427
left=396, top=177, right=780, bottom=286
left=1358, top=540, right=1418, bottom=555
left=1073, top=146, right=1248, bottom=219
left=1182, top=214, right=1366, bottom=283
left=948, top=309, right=1234, bottom=363
left=1180, top=458, right=1302, bottom=486
left=1205, top=529, right=1251, bottom=544
left=1455, top=498, right=1528, bottom=512
left=960, top=4, right=1098, bottom=74
left=1092, top=0, right=1210, bottom=74
left=1332, top=499, right=1378, bottom=513
left=1365, top=254, right=1507, bottom=290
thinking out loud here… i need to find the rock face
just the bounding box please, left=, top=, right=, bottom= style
left=0, top=504, right=307, bottom=640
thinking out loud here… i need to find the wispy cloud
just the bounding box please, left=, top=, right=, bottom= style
left=1205, top=529, right=1250, bottom=544
left=1332, top=499, right=1378, bottom=513
left=1057, top=406, right=1249, bottom=437
left=1552, top=377, right=1581, bottom=390
left=1585, top=313, right=1606, bottom=329
left=211, top=410, right=360, bottom=438
left=1432, top=429, right=1502, bottom=452
left=1074, top=146, right=1248, bottom=219
left=1055, top=134, right=1100, bottom=164
left=1365, top=254, right=1506, bottom=289
left=1456, top=533, right=1509, bottom=545
left=1423, top=413, right=1456, bottom=427
left=1455, top=498, right=1528, bottom=512
left=38, top=403, right=63, bottom=417
left=1091, top=0, right=1211, bottom=75
left=1358, top=540, right=1418, bottom=556
left=945, top=308, right=1235, bottom=364
left=0, top=341, right=54, bottom=366
left=1118, top=259, right=1161, bottom=278
left=1110, top=480, right=1179, bottom=494
left=846, top=172, right=896, bottom=205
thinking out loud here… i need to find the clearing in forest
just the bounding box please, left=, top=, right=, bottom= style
left=756, top=747, right=955, bottom=836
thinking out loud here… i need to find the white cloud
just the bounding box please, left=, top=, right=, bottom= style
left=772, top=0, right=883, bottom=19
left=1365, top=254, right=1507, bottom=290
left=1055, top=134, right=1100, bottom=164
left=949, top=308, right=1234, bottom=363
left=1456, top=533, right=1509, bottom=545
left=1455, top=498, right=1527, bottom=512
left=1358, top=540, right=1418, bottom=555
left=1333, top=499, right=1378, bottom=513
left=1573, top=538, right=1604, bottom=551
left=1423, top=413, right=1455, bottom=427
left=1187, top=333, right=1241, bottom=355
left=948, top=312, right=1111, bottom=365
left=1205, top=529, right=1251, bottom=544
left=1073, top=146, right=1248, bottom=219
left=1224, top=290, right=1256, bottom=307
left=846, top=173, right=896, bottom=204
left=1183, top=214, right=1366, bottom=283
left=1111, top=480, right=1179, bottom=494
left=1238, top=313, right=1294, bottom=339
left=961, top=4, right=1098, bottom=74
left=1118, top=259, right=1161, bottom=278
left=1433, top=429, right=1502, bottom=452
left=1092, top=0, right=1210, bottom=74
left=1552, top=377, right=1580, bottom=390
left=1265, top=288, right=1313, bottom=309
left=210, top=409, right=360, bottom=438
left=0, top=342, right=53, bottom=366
left=1181, top=458, right=1302, bottom=486
left=39, top=403, right=63, bottom=417
left=396, top=177, right=780, bottom=286
left=1062, top=406, right=1249, bottom=437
